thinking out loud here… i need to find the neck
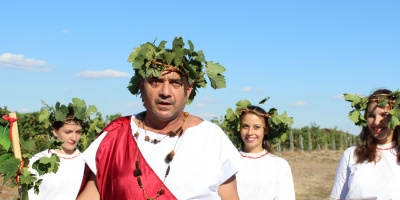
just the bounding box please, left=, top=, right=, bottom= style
left=54, top=148, right=76, bottom=155
left=143, top=111, right=186, bottom=135
left=243, top=146, right=265, bottom=154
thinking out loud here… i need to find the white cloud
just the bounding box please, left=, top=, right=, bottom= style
left=123, top=101, right=143, bottom=108
left=290, top=101, right=311, bottom=107
left=18, top=108, right=29, bottom=113
left=199, top=113, right=217, bottom=118
left=197, top=97, right=218, bottom=103
left=75, top=69, right=130, bottom=78
left=333, top=94, right=344, bottom=99
left=0, top=53, right=50, bottom=71
left=62, top=88, right=78, bottom=92
left=194, top=103, right=206, bottom=108
left=62, top=29, right=69, bottom=34
left=240, top=87, right=251, bottom=92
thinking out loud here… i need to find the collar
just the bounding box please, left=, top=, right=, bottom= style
left=240, top=149, right=269, bottom=159
left=376, top=141, right=397, bottom=150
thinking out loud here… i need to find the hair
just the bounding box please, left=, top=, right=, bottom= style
left=239, top=105, right=273, bottom=153
left=354, top=89, right=400, bottom=163
left=52, top=108, right=82, bottom=131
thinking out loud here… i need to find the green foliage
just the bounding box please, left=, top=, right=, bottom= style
left=344, top=90, right=400, bottom=129
left=127, top=37, right=226, bottom=105
left=222, top=98, right=293, bottom=150
left=0, top=126, right=11, bottom=151
left=0, top=157, right=20, bottom=184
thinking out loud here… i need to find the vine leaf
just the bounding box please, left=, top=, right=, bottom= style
left=32, top=154, right=60, bottom=176
left=0, top=126, right=11, bottom=151
left=0, top=153, right=13, bottom=168
left=0, top=157, right=20, bottom=184
left=206, top=61, right=226, bottom=89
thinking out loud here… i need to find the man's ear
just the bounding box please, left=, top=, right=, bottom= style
left=186, top=84, right=193, bottom=100
left=139, top=78, right=144, bottom=94
left=52, top=128, right=58, bottom=137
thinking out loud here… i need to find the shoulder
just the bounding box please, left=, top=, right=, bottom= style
left=268, top=154, right=291, bottom=169
left=343, top=146, right=357, bottom=158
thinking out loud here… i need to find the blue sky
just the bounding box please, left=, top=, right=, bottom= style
left=1, top=1, right=399, bottom=135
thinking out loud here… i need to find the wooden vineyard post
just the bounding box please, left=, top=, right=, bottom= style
left=9, top=113, right=22, bottom=198
left=299, top=134, right=304, bottom=153
left=9, top=113, right=22, bottom=160
left=324, top=132, right=328, bottom=150
left=307, top=130, right=312, bottom=152
left=316, top=131, right=321, bottom=151
left=289, top=129, right=294, bottom=152
left=332, top=134, right=336, bottom=151
left=339, top=132, right=343, bottom=150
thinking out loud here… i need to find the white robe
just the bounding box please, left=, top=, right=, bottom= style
left=236, top=150, right=295, bottom=200
left=83, top=114, right=243, bottom=199
left=330, top=143, right=400, bottom=200
left=27, top=149, right=85, bottom=200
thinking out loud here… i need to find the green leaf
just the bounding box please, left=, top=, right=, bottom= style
left=21, top=139, right=35, bottom=151
left=206, top=61, right=226, bottom=89
left=127, top=51, right=138, bottom=63
left=378, top=98, right=388, bottom=107
left=0, top=126, right=11, bottom=151
left=32, top=154, right=60, bottom=176
left=87, top=105, right=98, bottom=117
left=54, top=104, right=68, bottom=121
left=72, top=98, right=86, bottom=108
left=388, top=116, right=400, bottom=130
left=0, top=153, right=13, bottom=168
left=19, top=167, right=37, bottom=185
left=34, top=179, right=43, bottom=195
left=236, top=100, right=251, bottom=109
left=0, top=157, right=21, bottom=185
left=349, top=110, right=360, bottom=123
left=164, top=52, right=176, bottom=65
left=38, top=110, right=49, bottom=123
left=259, top=97, right=269, bottom=105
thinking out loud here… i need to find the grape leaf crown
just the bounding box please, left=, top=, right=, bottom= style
left=344, top=90, right=400, bottom=129
left=222, top=98, right=294, bottom=149
left=127, top=37, right=226, bottom=104
left=38, top=98, right=98, bottom=127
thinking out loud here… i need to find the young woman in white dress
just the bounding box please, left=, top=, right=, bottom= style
left=28, top=112, right=85, bottom=200
left=236, top=106, right=295, bottom=200
left=331, top=89, right=400, bottom=199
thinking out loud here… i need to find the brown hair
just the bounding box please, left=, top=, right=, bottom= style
left=240, top=106, right=273, bottom=153
left=354, top=89, right=400, bottom=163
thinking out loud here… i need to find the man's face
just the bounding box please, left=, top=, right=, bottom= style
left=140, top=71, right=192, bottom=121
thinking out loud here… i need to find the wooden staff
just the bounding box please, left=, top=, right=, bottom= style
left=9, top=113, right=22, bottom=161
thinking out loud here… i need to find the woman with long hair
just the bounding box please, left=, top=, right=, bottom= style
left=331, top=89, right=400, bottom=199
left=226, top=102, right=295, bottom=200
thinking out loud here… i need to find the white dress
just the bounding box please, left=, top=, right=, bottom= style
left=236, top=149, right=295, bottom=200
left=83, top=114, right=243, bottom=200
left=27, top=149, right=85, bottom=200
left=330, top=142, right=400, bottom=200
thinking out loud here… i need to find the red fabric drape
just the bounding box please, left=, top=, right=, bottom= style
left=80, top=116, right=177, bottom=200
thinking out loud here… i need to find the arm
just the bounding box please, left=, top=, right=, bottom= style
left=76, top=172, right=100, bottom=200
left=330, top=150, right=351, bottom=200
left=275, top=160, right=295, bottom=200
left=218, top=174, right=239, bottom=200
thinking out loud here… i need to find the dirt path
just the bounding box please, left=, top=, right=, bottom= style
left=1, top=150, right=344, bottom=200
left=281, top=150, right=343, bottom=200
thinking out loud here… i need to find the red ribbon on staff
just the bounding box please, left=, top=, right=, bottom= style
left=2, top=115, right=18, bottom=141
left=2, top=115, right=22, bottom=183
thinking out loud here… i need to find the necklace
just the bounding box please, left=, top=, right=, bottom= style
left=133, top=112, right=189, bottom=200
left=139, top=112, right=187, bottom=144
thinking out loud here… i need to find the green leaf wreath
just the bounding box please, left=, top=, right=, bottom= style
left=221, top=98, right=294, bottom=150
left=127, top=37, right=226, bottom=104
left=344, top=90, right=400, bottom=129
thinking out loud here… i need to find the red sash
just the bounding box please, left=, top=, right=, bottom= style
left=80, top=116, right=177, bottom=200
